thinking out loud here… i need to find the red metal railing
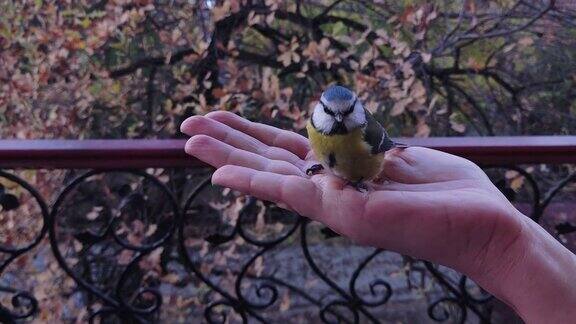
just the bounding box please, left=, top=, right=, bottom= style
left=0, top=136, right=574, bottom=323
left=0, top=136, right=575, bottom=169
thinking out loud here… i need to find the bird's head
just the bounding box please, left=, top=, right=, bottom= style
left=312, top=85, right=366, bottom=135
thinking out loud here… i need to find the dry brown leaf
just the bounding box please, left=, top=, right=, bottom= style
left=253, top=256, right=264, bottom=276
left=415, top=120, right=431, bottom=137
left=510, top=177, right=525, bottom=191
left=391, top=98, right=412, bottom=116
left=279, top=292, right=291, bottom=312
left=86, top=206, right=104, bottom=220
left=118, top=250, right=134, bottom=265
left=449, top=113, right=467, bottom=133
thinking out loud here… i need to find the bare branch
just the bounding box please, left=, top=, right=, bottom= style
left=316, top=0, right=345, bottom=19
left=434, top=0, right=466, bottom=54
left=109, top=48, right=197, bottom=78
left=457, top=0, right=555, bottom=40
left=446, top=79, right=496, bottom=135
left=146, top=66, right=157, bottom=134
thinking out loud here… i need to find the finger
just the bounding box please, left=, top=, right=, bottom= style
left=212, top=165, right=321, bottom=217
left=181, top=116, right=264, bottom=152
left=372, top=178, right=492, bottom=192
left=185, top=135, right=304, bottom=176
left=381, top=147, right=487, bottom=184
left=181, top=116, right=305, bottom=168
left=205, top=111, right=310, bottom=159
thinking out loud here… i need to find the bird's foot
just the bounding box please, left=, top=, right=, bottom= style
left=372, top=174, right=389, bottom=185
left=347, top=180, right=369, bottom=193
left=306, top=164, right=324, bottom=176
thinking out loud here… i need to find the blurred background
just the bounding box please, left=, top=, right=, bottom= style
left=0, top=0, right=575, bottom=323
left=1, top=0, right=575, bottom=139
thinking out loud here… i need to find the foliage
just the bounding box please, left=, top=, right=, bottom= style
left=1, top=2, right=576, bottom=322
left=1, top=0, right=575, bottom=139
left=0, top=0, right=576, bottom=322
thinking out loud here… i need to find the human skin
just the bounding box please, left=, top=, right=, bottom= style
left=181, top=111, right=576, bottom=323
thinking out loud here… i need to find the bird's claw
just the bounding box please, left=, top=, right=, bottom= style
left=347, top=181, right=369, bottom=193
left=306, top=164, right=324, bottom=176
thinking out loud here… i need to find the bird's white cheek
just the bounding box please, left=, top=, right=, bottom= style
left=313, top=111, right=335, bottom=133
left=344, top=109, right=366, bottom=130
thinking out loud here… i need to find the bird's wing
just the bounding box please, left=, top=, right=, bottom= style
left=363, top=108, right=395, bottom=154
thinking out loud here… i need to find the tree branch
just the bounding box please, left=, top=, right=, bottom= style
left=146, top=66, right=157, bottom=134
left=109, top=48, right=197, bottom=78
left=446, top=79, right=496, bottom=135
left=316, top=0, right=344, bottom=19
left=457, top=0, right=555, bottom=41
left=430, top=67, right=520, bottom=94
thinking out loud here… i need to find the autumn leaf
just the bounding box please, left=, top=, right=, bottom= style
left=253, top=256, right=264, bottom=276
left=415, top=120, right=431, bottom=137
left=510, top=177, right=525, bottom=191
left=399, top=5, right=415, bottom=25
left=118, top=250, right=134, bottom=265
left=278, top=37, right=300, bottom=67
left=248, top=11, right=261, bottom=26
left=518, top=36, right=534, bottom=47
left=279, top=292, right=291, bottom=312
left=505, top=170, right=525, bottom=191
left=449, top=113, right=467, bottom=133
left=162, top=273, right=181, bottom=285
left=86, top=206, right=104, bottom=220
left=421, top=52, right=432, bottom=63
left=466, top=57, right=484, bottom=71
left=212, top=2, right=232, bottom=21
left=391, top=98, right=412, bottom=116
left=410, top=81, right=427, bottom=103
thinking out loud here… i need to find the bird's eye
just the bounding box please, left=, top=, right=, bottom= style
left=343, top=98, right=357, bottom=116
left=320, top=101, right=334, bottom=116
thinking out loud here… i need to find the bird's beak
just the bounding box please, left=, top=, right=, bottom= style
left=335, top=114, right=343, bottom=123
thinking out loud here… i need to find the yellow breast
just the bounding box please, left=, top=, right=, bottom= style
left=306, top=121, right=384, bottom=182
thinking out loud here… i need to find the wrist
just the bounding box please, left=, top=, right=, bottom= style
left=484, top=216, right=576, bottom=323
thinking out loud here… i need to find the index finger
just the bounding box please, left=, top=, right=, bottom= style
left=205, top=111, right=310, bottom=159
left=212, top=165, right=321, bottom=217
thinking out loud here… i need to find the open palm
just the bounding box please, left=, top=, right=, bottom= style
left=180, top=111, right=527, bottom=288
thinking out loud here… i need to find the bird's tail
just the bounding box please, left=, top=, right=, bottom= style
left=393, top=142, right=409, bottom=149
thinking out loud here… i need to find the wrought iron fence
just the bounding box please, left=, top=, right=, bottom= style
left=0, top=137, right=574, bottom=323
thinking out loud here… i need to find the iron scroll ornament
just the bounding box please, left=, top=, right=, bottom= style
left=48, top=170, right=181, bottom=323
left=0, top=171, right=49, bottom=323
left=0, top=163, right=572, bottom=322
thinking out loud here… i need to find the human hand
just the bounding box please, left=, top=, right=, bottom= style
left=181, top=111, right=576, bottom=323
left=180, top=111, right=522, bottom=277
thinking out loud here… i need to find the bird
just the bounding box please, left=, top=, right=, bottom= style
left=306, top=85, right=406, bottom=191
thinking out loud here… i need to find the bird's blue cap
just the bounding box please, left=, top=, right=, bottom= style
left=323, top=85, right=353, bottom=102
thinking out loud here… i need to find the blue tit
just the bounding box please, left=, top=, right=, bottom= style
left=306, top=85, right=405, bottom=190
